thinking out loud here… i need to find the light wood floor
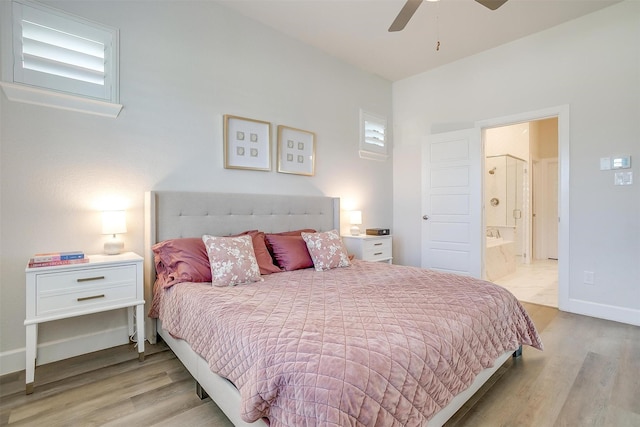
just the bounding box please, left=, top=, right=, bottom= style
left=1, top=302, right=638, bottom=426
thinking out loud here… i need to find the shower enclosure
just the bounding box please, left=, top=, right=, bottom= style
left=485, top=154, right=529, bottom=280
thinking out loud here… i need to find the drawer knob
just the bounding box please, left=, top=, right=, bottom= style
left=77, top=276, right=105, bottom=283
left=77, top=294, right=105, bottom=302
left=374, top=243, right=383, bottom=246
left=374, top=252, right=383, bottom=256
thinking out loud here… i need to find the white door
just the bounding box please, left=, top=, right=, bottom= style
left=533, top=158, right=559, bottom=260
left=546, top=159, right=559, bottom=259
left=421, top=129, right=482, bottom=277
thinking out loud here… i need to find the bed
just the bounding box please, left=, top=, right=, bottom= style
left=144, top=191, right=542, bottom=427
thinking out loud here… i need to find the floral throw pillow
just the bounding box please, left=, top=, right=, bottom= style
left=202, top=235, right=262, bottom=287
left=301, top=230, right=351, bottom=271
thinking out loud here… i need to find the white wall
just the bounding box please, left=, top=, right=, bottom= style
left=393, top=1, right=639, bottom=324
left=0, top=1, right=393, bottom=374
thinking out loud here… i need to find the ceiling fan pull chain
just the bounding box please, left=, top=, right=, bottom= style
left=435, top=1, right=441, bottom=51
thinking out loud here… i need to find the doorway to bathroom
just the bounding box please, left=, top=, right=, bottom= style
left=483, top=118, right=559, bottom=308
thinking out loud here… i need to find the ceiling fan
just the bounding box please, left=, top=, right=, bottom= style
left=388, top=0, right=509, bottom=32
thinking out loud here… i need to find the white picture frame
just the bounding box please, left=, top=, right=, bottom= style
left=277, top=125, right=315, bottom=176
left=224, top=115, right=271, bottom=171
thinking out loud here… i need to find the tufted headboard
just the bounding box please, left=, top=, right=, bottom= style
left=143, top=191, right=340, bottom=340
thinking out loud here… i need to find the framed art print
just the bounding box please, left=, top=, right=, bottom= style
left=277, top=125, right=315, bottom=176
left=224, top=115, right=271, bottom=171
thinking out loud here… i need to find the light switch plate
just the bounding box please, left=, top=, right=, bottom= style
left=600, top=157, right=611, bottom=170
left=611, top=155, right=631, bottom=169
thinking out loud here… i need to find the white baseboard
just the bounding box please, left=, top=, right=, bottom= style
left=0, top=326, right=130, bottom=376
left=566, top=298, right=640, bottom=327
left=0, top=347, right=25, bottom=377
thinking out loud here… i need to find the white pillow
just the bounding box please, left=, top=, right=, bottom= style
left=202, top=234, right=262, bottom=286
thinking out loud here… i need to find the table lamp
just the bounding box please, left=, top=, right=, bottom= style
left=102, top=210, right=127, bottom=255
left=349, top=210, right=362, bottom=236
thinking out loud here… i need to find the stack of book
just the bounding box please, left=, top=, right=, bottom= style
left=28, top=251, right=88, bottom=268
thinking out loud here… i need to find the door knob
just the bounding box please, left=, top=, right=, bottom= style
left=422, top=215, right=429, bottom=220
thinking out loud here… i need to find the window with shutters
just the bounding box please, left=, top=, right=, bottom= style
left=359, top=109, right=389, bottom=161
left=0, top=0, right=122, bottom=117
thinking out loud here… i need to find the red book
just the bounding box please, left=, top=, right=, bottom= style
left=31, top=251, right=84, bottom=263
left=28, top=258, right=90, bottom=268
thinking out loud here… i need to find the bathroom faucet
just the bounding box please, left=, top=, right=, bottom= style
left=486, top=228, right=501, bottom=238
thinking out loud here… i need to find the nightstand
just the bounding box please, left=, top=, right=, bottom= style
left=342, top=234, right=392, bottom=264
left=24, top=252, right=145, bottom=394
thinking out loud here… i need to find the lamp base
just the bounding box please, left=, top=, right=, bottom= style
left=104, top=238, right=124, bottom=255
left=350, top=225, right=360, bottom=236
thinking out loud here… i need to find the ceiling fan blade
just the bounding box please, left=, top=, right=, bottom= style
left=388, top=0, right=424, bottom=32
left=475, top=0, right=509, bottom=11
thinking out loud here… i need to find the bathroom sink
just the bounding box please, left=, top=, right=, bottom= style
left=486, top=236, right=507, bottom=247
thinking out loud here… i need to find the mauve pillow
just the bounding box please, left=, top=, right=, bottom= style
left=152, top=237, right=211, bottom=285
left=271, top=228, right=316, bottom=236
left=235, top=230, right=281, bottom=275
left=265, top=234, right=314, bottom=271
left=265, top=228, right=316, bottom=256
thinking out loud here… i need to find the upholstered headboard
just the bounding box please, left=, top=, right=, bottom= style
left=143, top=191, right=340, bottom=341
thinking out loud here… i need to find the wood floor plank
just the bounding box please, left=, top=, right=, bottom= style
left=554, top=352, right=618, bottom=427
left=7, top=365, right=176, bottom=424
left=73, top=393, right=137, bottom=427
left=82, top=378, right=197, bottom=427
left=0, top=352, right=177, bottom=423
left=151, top=401, right=235, bottom=427
left=603, top=405, right=640, bottom=427
left=609, top=337, right=640, bottom=415
left=1, top=348, right=178, bottom=425
left=506, top=353, right=581, bottom=426
left=100, top=380, right=211, bottom=426
left=0, top=342, right=171, bottom=404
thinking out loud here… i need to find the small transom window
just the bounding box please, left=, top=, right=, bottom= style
left=359, top=109, right=389, bottom=161
left=1, top=0, right=122, bottom=117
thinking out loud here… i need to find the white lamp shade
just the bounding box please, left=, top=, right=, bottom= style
left=349, top=210, right=362, bottom=225
left=102, top=210, right=127, bottom=235
left=349, top=210, right=362, bottom=236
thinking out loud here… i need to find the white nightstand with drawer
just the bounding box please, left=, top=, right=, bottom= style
left=342, top=234, right=392, bottom=264
left=24, top=252, right=145, bottom=394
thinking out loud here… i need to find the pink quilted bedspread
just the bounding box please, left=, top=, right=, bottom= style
left=157, top=260, right=542, bottom=426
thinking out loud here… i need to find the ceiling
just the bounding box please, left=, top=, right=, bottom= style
left=219, top=0, right=621, bottom=81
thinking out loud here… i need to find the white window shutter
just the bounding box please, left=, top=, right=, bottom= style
left=359, top=110, right=389, bottom=161
left=1, top=0, right=122, bottom=117
left=21, top=20, right=106, bottom=85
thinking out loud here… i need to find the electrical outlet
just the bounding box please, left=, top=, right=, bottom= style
left=583, top=271, right=595, bottom=285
